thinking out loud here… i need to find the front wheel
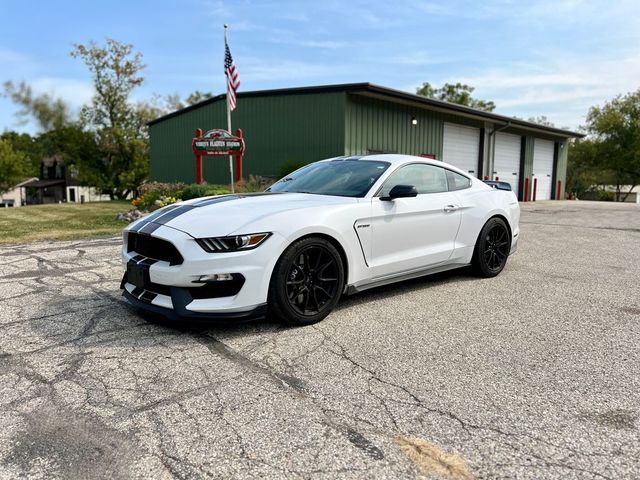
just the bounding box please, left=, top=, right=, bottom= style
left=472, top=217, right=511, bottom=277
left=268, top=237, right=345, bottom=326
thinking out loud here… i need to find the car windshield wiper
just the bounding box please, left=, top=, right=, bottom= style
left=287, top=190, right=319, bottom=195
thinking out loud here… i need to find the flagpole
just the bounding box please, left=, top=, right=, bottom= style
left=224, top=24, right=234, bottom=193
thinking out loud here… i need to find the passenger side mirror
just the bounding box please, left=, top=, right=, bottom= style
left=381, top=184, right=418, bottom=201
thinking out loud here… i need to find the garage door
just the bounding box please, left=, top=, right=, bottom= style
left=442, top=123, right=480, bottom=177
left=493, top=132, right=521, bottom=197
left=533, top=139, right=555, bottom=200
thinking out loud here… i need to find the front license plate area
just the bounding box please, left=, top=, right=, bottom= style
left=127, top=263, right=147, bottom=289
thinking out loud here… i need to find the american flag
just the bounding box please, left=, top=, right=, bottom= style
left=224, top=40, right=240, bottom=111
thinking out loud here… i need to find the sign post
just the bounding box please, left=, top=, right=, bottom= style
left=192, top=128, right=245, bottom=185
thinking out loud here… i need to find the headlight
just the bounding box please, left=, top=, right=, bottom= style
left=196, top=233, right=271, bottom=252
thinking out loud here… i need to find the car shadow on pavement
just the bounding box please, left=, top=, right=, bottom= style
left=125, top=266, right=477, bottom=334
left=334, top=266, right=476, bottom=312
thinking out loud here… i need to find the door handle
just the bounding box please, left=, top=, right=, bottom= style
left=444, top=204, right=460, bottom=212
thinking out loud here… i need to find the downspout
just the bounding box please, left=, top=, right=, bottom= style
left=487, top=121, right=511, bottom=180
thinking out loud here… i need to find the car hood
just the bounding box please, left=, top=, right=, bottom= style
left=131, top=192, right=358, bottom=238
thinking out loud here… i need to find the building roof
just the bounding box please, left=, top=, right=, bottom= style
left=13, top=177, right=39, bottom=188
left=148, top=82, right=584, bottom=138
left=21, top=179, right=66, bottom=188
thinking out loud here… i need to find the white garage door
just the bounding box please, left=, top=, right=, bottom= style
left=494, top=132, right=521, bottom=197
left=533, top=139, right=555, bottom=200
left=442, top=123, right=480, bottom=177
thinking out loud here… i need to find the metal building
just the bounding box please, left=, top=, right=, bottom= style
left=148, top=83, right=583, bottom=201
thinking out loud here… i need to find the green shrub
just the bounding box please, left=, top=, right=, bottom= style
left=596, top=190, right=615, bottom=202
left=278, top=160, right=307, bottom=179
left=203, top=185, right=232, bottom=196
left=178, top=184, right=232, bottom=201
left=139, top=182, right=185, bottom=196
left=180, top=184, right=211, bottom=200
left=235, top=174, right=273, bottom=193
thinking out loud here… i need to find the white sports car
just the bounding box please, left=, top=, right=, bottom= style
left=121, top=155, right=520, bottom=325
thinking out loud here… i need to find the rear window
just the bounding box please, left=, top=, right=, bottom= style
left=446, top=170, right=471, bottom=191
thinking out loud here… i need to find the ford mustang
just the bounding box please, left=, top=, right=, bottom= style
left=121, top=155, right=520, bottom=325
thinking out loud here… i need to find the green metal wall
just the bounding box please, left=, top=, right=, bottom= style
left=150, top=92, right=347, bottom=184
left=344, top=94, right=487, bottom=158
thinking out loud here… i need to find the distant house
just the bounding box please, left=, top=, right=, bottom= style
left=20, top=155, right=111, bottom=205
left=0, top=177, right=38, bottom=207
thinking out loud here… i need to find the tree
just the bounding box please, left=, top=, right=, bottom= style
left=0, top=139, right=32, bottom=194
left=567, top=138, right=601, bottom=198
left=585, top=89, right=640, bottom=201
left=0, top=131, right=41, bottom=174
left=527, top=116, right=555, bottom=127
left=161, top=90, right=214, bottom=112
left=416, top=82, right=496, bottom=112
left=2, top=81, right=73, bottom=132
left=71, top=38, right=150, bottom=199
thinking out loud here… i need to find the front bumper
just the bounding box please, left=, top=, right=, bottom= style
left=121, top=276, right=267, bottom=321
left=120, top=224, right=287, bottom=320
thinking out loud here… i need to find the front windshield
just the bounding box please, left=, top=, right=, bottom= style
left=268, top=159, right=390, bottom=197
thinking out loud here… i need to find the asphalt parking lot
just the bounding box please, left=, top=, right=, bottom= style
left=1, top=200, right=638, bottom=479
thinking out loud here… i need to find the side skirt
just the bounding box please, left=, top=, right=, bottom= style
left=345, top=262, right=470, bottom=295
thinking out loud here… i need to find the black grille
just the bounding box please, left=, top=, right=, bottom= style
left=127, top=232, right=183, bottom=265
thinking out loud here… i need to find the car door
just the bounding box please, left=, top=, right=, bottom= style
left=366, top=163, right=462, bottom=279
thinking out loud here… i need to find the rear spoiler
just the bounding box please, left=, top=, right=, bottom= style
left=484, top=180, right=512, bottom=191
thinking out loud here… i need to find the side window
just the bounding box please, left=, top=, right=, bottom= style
left=446, top=170, right=471, bottom=191
left=379, top=164, right=448, bottom=197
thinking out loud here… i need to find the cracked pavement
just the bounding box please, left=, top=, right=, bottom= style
left=0, top=200, right=638, bottom=479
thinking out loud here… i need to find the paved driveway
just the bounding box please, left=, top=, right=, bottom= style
left=0, top=201, right=638, bottom=479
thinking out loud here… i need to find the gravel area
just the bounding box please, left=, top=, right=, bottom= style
left=0, top=200, right=638, bottom=479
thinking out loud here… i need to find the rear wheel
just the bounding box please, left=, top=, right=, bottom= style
left=268, top=237, right=345, bottom=326
left=472, top=217, right=511, bottom=277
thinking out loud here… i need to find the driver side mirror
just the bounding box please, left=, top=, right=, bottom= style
left=380, top=184, right=418, bottom=201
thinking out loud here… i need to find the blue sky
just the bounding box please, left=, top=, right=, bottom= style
left=1, top=0, right=639, bottom=132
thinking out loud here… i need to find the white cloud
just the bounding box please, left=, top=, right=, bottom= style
left=239, top=58, right=343, bottom=82
left=447, top=55, right=640, bottom=128
left=30, top=78, right=94, bottom=109
left=0, top=47, right=31, bottom=64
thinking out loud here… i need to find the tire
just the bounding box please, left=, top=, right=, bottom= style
left=472, top=217, right=511, bottom=278
left=268, top=237, right=345, bottom=326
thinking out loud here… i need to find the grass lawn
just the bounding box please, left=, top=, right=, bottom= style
left=0, top=201, right=131, bottom=245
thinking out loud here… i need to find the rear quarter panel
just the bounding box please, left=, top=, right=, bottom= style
left=454, top=182, right=520, bottom=254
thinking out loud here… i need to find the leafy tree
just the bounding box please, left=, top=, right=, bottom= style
left=71, top=38, right=150, bottom=199
left=0, top=139, right=32, bottom=194
left=585, top=89, right=640, bottom=201
left=161, top=90, right=214, bottom=112
left=2, top=81, right=73, bottom=131
left=527, top=116, right=555, bottom=127
left=0, top=131, right=41, bottom=174
left=567, top=138, right=602, bottom=198
left=185, top=90, right=213, bottom=106
left=416, top=82, right=496, bottom=112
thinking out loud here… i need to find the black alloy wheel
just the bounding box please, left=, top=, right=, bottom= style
left=269, top=237, right=344, bottom=325
left=473, top=217, right=511, bottom=277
